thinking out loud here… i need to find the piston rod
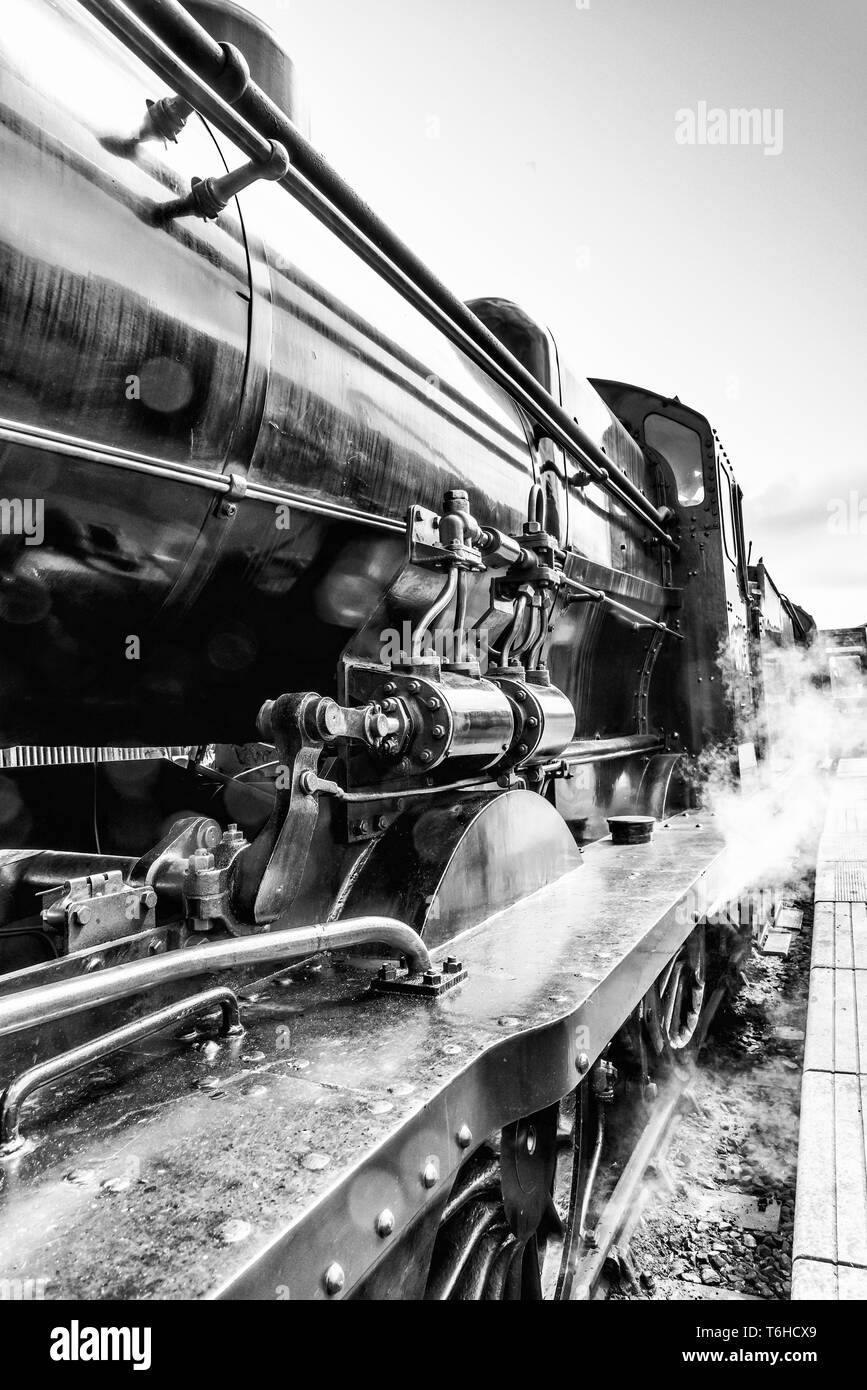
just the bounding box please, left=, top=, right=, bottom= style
left=81, top=0, right=676, bottom=549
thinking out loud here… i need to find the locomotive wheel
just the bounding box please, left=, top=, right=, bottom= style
left=643, top=924, right=707, bottom=1066
left=423, top=1086, right=596, bottom=1300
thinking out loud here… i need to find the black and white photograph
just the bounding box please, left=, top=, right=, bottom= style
left=0, top=0, right=864, bottom=1352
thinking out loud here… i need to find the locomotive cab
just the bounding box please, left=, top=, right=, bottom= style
left=591, top=380, right=757, bottom=768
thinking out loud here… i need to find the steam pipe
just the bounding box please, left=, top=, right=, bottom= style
left=81, top=0, right=676, bottom=549
left=498, top=594, right=528, bottom=668
left=412, top=566, right=458, bottom=659
left=0, top=916, right=431, bottom=1038
left=453, top=569, right=469, bottom=663
left=513, top=605, right=541, bottom=660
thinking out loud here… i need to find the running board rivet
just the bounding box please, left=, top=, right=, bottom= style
left=456, top=1124, right=472, bottom=1149
left=421, top=1157, right=440, bottom=1188
left=375, top=1208, right=395, bottom=1239
left=323, top=1262, right=345, bottom=1296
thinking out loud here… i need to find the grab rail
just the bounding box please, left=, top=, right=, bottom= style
left=0, top=986, right=241, bottom=1154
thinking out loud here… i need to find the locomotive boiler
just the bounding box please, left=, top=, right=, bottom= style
left=0, top=0, right=814, bottom=1301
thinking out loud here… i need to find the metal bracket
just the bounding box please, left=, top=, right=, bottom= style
left=40, top=872, right=157, bottom=955
left=370, top=957, right=467, bottom=998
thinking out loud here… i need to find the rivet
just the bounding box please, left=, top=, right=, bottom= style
left=375, top=1208, right=395, bottom=1238
left=421, top=1157, right=440, bottom=1188
left=576, top=1051, right=590, bottom=1073
left=323, top=1262, right=345, bottom=1296
left=456, top=1124, right=472, bottom=1149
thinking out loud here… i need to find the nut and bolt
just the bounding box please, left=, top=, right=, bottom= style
left=419, top=750, right=433, bottom=765
left=426, top=697, right=441, bottom=710
left=219, top=501, right=237, bottom=518
left=378, top=964, right=398, bottom=983
left=422, top=970, right=442, bottom=988
left=383, top=682, right=396, bottom=695
left=432, top=725, right=446, bottom=739
left=442, top=957, right=462, bottom=975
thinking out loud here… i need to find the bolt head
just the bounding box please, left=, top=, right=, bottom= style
left=323, top=1262, right=345, bottom=1296
left=375, top=1208, right=395, bottom=1239
left=421, top=1158, right=440, bottom=1189
left=456, top=1124, right=472, bottom=1149
left=419, top=750, right=433, bottom=765
left=383, top=682, right=397, bottom=695
left=73, top=904, right=92, bottom=927
left=576, top=1051, right=590, bottom=1074
left=422, top=970, right=442, bottom=988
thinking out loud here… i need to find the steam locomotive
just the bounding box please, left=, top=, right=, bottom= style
left=0, top=0, right=813, bottom=1300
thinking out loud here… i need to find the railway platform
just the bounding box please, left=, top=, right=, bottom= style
left=792, top=758, right=867, bottom=1299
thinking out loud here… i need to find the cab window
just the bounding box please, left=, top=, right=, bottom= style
left=644, top=414, right=705, bottom=505
left=718, top=465, right=739, bottom=565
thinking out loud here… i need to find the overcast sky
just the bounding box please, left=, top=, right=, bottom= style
left=256, top=0, right=865, bottom=627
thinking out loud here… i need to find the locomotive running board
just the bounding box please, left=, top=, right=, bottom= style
left=0, top=814, right=742, bottom=1301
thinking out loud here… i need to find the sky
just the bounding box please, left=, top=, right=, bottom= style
left=253, top=0, right=865, bottom=627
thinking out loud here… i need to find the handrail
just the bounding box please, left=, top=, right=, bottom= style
left=560, top=575, right=684, bottom=640
left=79, top=0, right=677, bottom=550
left=0, top=986, right=241, bottom=1154
left=0, top=916, right=430, bottom=1038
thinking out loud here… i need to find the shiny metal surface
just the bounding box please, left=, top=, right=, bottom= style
left=340, top=788, right=581, bottom=949
left=0, top=0, right=675, bottom=748
left=0, top=816, right=735, bottom=1299
left=0, top=984, right=241, bottom=1150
